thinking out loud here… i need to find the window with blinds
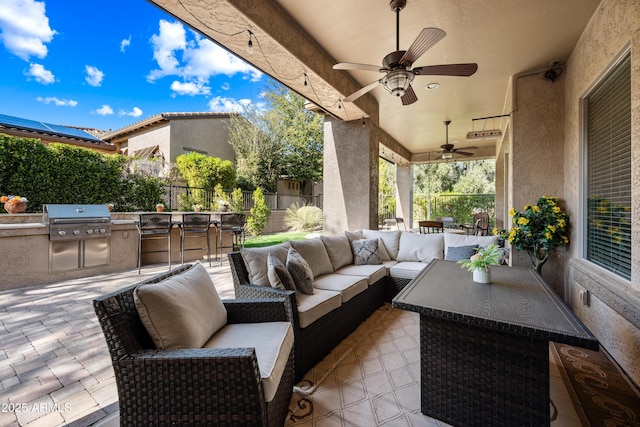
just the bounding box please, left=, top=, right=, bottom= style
left=585, top=53, right=631, bottom=280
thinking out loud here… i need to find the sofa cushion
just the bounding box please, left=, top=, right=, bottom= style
left=296, top=289, right=342, bottom=328
left=444, top=233, right=498, bottom=254
left=203, top=321, right=293, bottom=403
left=267, top=253, right=296, bottom=291
left=345, top=230, right=364, bottom=241
left=363, top=230, right=401, bottom=259
left=134, top=262, right=227, bottom=350
left=320, top=234, right=353, bottom=271
left=396, top=232, right=444, bottom=262
left=390, top=261, right=429, bottom=280
left=242, top=243, right=290, bottom=287
left=314, top=273, right=368, bottom=303
left=286, top=247, right=314, bottom=295
left=377, top=237, right=392, bottom=261
left=335, top=264, right=387, bottom=285
left=445, top=244, right=479, bottom=261
left=351, top=238, right=382, bottom=265
left=290, top=238, right=334, bottom=277
left=382, top=260, right=398, bottom=274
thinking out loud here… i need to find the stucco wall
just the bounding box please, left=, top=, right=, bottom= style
left=169, top=116, right=235, bottom=164
left=128, top=123, right=172, bottom=162
left=511, top=72, right=566, bottom=295
left=563, top=0, right=640, bottom=385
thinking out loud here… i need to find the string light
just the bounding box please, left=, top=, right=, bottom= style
left=247, top=30, right=253, bottom=54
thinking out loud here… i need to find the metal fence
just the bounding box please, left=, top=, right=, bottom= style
left=380, top=193, right=495, bottom=227
left=166, top=184, right=322, bottom=211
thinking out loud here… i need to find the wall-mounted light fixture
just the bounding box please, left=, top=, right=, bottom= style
left=466, top=114, right=510, bottom=141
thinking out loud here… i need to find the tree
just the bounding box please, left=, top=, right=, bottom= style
left=247, top=187, right=271, bottom=236
left=228, top=81, right=323, bottom=191
left=175, top=152, right=236, bottom=189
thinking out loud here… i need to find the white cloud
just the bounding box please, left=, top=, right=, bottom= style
left=95, top=105, right=113, bottom=116
left=208, top=96, right=254, bottom=112
left=36, top=96, right=77, bottom=107
left=121, top=107, right=143, bottom=118
left=26, top=63, right=54, bottom=84
left=170, top=80, right=210, bottom=96
left=147, top=20, right=262, bottom=95
left=85, top=65, right=104, bottom=87
left=220, top=82, right=230, bottom=91
left=0, top=0, right=56, bottom=60
left=120, top=35, right=131, bottom=52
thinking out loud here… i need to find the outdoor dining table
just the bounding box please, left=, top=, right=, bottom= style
left=392, top=259, right=598, bottom=427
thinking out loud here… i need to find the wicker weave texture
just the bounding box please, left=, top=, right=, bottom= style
left=420, top=315, right=549, bottom=427
left=229, top=251, right=385, bottom=383
left=93, top=264, right=293, bottom=427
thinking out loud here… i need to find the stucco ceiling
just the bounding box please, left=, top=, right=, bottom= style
left=147, top=0, right=600, bottom=162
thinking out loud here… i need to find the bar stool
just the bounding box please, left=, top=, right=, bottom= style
left=178, top=213, right=212, bottom=266
left=218, top=213, right=246, bottom=265
left=136, top=213, right=173, bottom=273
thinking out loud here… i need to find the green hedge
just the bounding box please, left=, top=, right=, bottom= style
left=0, top=135, right=166, bottom=213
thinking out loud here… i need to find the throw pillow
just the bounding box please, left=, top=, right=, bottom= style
left=445, top=244, right=480, bottom=261
left=134, top=262, right=227, bottom=350
left=286, top=247, right=314, bottom=295
left=345, top=230, right=364, bottom=241
left=362, top=230, right=401, bottom=259
left=267, top=253, right=296, bottom=291
left=351, top=238, right=382, bottom=265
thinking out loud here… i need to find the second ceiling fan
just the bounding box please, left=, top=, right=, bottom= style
left=333, top=0, right=478, bottom=106
left=440, top=120, right=477, bottom=159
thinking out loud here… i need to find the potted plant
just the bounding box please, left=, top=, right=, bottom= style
left=192, top=204, right=203, bottom=212
left=1, top=195, right=28, bottom=214
left=499, top=196, right=569, bottom=274
left=457, top=244, right=502, bottom=284
left=107, top=203, right=114, bottom=212
left=156, top=203, right=165, bottom=212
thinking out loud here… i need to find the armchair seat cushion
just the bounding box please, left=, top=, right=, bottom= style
left=334, top=264, right=387, bottom=285
left=314, top=273, right=368, bottom=303
left=296, top=289, right=342, bottom=328
left=204, top=322, right=294, bottom=403
left=390, top=261, right=429, bottom=280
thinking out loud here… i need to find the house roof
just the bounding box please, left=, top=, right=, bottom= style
left=0, top=113, right=115, bottom=150
left=103, top=112, right=232, bottom=142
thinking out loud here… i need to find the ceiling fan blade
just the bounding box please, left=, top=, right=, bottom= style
left=333, top=62, right=386, bottom=73
left=401, top=86, right=418, bottom=105
left=458, top=146, right=478, bottom=150
left=399, top=28, right=446, bottom=66
left=412, top=63, right=479, bottom=77
left=343, top=79, right=381, bottom=103
left=454, top=151, right=474, bottom=157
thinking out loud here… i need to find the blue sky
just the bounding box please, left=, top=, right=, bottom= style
left=0, top=0, right=268, bottom=132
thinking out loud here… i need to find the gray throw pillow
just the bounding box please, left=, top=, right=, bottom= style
left=351, top=238, right=382, bottom=265
left=286, top=247, right=314, bottom=295
left=267, top=253, right=296, bottom=291
left=445, top=244, right=479, bottom=261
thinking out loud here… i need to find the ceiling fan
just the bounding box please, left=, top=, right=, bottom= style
left=440, top=120, right=477, bottom=159
left=333, top=0, right=478, bottom=106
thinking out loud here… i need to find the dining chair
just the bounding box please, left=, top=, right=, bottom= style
left=419, top=220, right=444, bottom=234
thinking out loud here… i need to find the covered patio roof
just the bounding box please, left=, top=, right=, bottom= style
left=147, top=0, right=599, bottom=162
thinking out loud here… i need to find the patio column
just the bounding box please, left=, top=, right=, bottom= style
left=323, top=117, right=378, bottom=233
left=395, top=163, right=413, bottom=229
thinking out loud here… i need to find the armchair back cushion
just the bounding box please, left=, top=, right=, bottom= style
left=396, top=232, right=444, bottom=262
left=241, top=243, right=290, bottom=287
left=134, top=262, right=227, bottom=349
left=320, top=234, right=353, bottom=270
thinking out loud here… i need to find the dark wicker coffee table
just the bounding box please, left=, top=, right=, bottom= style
left=392, top=259, right=598, bottom=427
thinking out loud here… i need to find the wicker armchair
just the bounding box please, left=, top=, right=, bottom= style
left=93, top=264, right=293, bottom=427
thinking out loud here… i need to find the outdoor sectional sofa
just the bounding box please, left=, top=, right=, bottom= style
left=229, top=229, right=499, bottom=382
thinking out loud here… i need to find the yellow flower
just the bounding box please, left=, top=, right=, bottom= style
left=509, top=208, right=516, bottom=217
left=545, top=232, right=552, bottom=239
left=524, top=205, right=531, bottom=211
left=557, top=219, right=566, bottom=228
left=562, top=236, right=569, bottom=244
left=517, top=217, right=529, bottom=225
left=508, top=227, right=519, bottom=240
left=492, top=227, right=498, bottom=235
left=532, top=205, right=541, bottom=213
left=547, top=225, right=556, bottom=233
left=553, top=206, right=560, bottom=213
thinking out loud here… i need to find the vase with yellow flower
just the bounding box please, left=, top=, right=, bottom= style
left=498, top=196, right=570, bottom=274
left=1, top=195, right=28, bottom=214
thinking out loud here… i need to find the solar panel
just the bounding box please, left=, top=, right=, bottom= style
left=0, top=113, right=103, bottom=143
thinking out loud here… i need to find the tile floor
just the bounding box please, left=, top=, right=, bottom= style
left=0, top=260, right=598, bottom=426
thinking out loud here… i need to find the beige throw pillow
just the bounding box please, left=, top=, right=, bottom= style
left=134, top=262, right=227, bottom=350
left=286, top=247, right=314, bottom=295
left=267, top=253, right=297, bottom=291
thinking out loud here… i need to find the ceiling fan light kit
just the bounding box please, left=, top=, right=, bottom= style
left=440, top=120, right=478, bottom=160
left=332, top=0, right=477, bottom=106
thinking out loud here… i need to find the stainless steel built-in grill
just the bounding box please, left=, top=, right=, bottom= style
left=44, top=204, right=112, bottom=272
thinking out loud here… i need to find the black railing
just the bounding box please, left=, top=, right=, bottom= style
left=166, top=184, right=322, bottom=211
